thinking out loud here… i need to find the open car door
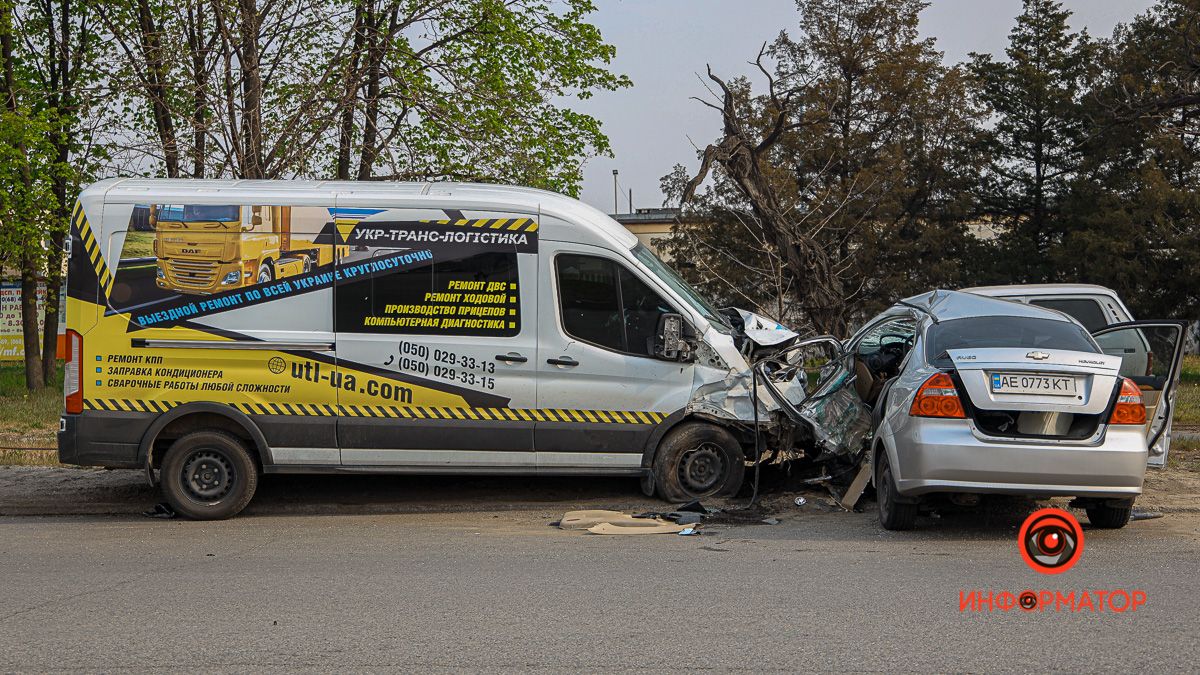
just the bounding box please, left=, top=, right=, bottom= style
left=1091, top=321, right=1187, bottom=467
left=757, top=336, right=872, bottom=459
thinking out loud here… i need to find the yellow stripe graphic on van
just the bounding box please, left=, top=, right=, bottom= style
left=82, top=399, right=666, bottom=424
left=74, top=202, right=114, bottom=299
left=422, top=217, right=538, bottom=233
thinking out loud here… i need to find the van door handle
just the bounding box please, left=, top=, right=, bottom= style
left=546, top=357, right=579, bottom=367
left=495, top=353, right=528, bottom=363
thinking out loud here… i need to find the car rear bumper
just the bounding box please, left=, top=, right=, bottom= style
left=890, top=418, right=1147, bottom=498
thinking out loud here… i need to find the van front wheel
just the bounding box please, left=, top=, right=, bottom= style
left=653, top=422, right=745, bottom=502
left=160, top=431, right=258, bottom=520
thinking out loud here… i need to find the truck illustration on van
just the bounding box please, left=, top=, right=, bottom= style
left=153, top=204, right=345, bottom=294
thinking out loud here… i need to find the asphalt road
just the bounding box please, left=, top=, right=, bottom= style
left=2, top=470, right=1199, bottom=672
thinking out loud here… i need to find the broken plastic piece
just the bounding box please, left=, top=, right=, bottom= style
left=677, top=527, right=699, bottom=536
left=794, top=497, right=807, bottom=507
left=677, top=500, right=709, bottom=514
left=142, top=503, right=176, bottom=519
left=761, top=517, right=780, bottom=525
left=587, top=522, right=690, bottom=535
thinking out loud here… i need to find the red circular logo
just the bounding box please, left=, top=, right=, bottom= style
left=1018, top=507, right=1084, bottom=574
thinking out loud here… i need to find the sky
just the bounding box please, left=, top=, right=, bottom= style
left=575, top=0, right=1157, bottom=214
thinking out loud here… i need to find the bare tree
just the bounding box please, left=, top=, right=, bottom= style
left=681, top=52, right=852, bottom=335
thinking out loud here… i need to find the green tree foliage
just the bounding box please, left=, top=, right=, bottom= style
left=1051, top=0, right=1200, bottom=318
left=969, top=0, right=1098, bottom=283
left=96, top=0, right=629, bottom=194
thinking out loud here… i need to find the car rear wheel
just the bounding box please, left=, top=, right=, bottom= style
left=160, top=430, right=258, bottom=520
left=1086, top=500, right=1133, bottom=529
left=876, top=451, right=918, bottom=530
left=653, top=422, right=745, bottom=502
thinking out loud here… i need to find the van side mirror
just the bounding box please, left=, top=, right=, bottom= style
left=655, top=313, right=692, bottom=362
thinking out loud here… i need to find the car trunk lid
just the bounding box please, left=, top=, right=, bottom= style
left=947, top=347, right=1120, bottom=413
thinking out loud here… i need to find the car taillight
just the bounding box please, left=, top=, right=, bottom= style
left=64, top=329, right=83, bottom=414
left=909, top=372, right=965, bottom=418
left=1109, top=377, right=1147, bottom=425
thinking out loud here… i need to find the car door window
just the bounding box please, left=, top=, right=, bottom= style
left=556, top=254, right=673, bottom=357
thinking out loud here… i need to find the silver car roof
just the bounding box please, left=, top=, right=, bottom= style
left=897, top=289, right=1080, bottom=324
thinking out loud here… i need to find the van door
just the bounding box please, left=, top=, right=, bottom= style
left=534, top=242, right=693, bottom=472
left=1091, top=321, right=1186, bottom=467
left=332, top=205, right=539, bottom=468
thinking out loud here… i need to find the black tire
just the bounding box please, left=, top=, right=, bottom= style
left=160, top=430, right=258, bottom=520
left=876, top=451, right=918, bottom=530
left=652, top=422, right=745, bottom=502
left=1086, top=500, right=1133, bottom=529
left=256, top=261, right=274, bottom=284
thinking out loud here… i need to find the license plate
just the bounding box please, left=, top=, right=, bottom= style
left=990, top=372, right=1078, bottom=396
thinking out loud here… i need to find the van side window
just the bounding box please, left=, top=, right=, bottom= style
left=1029, top=298, right=1108, bottom=331
left=556, top=254, right=674, bottom=356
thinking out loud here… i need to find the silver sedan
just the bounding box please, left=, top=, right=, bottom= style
left=775, top=290, right=1185, bottom=530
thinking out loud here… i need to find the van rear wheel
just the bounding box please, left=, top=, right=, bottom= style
left=160, top=431, right=258, bottom=520
left=653, top=422, right=745, bottom=502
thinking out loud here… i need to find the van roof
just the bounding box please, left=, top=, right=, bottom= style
left=81, top=178, right=638, bottom=249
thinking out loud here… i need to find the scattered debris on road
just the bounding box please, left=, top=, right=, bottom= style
left=557, top=509, right=694, bottom=535
left=142, top=503, right=176, bottom=519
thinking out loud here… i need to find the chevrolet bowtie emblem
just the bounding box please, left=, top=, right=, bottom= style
left=1026, top=351, right=1050, bottom=360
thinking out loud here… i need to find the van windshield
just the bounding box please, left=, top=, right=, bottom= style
left=632, top=243, right=729, bottom=330
left=157, top=205, right=240, bottom=222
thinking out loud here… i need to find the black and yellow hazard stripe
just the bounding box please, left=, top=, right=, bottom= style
left=73, top=201, right=114, bottom=299
left=421, top=217, right=538, bottom=232
left=83, top=399, right=666, bottom=424
left=84, top=398, right=180, bottom=413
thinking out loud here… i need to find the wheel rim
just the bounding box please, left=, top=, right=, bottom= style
left=678, top=442, right=726, bottom=494
left=181, top=449, right=235, bottom=503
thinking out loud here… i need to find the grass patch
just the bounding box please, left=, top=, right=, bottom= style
left=0, top=448, right=60, bottom=466
left=0, top=362, right=62, bottom=450
left=1167, top=437, right=1200, bottom=473
left=1174, top=355, right=1200, bottom=427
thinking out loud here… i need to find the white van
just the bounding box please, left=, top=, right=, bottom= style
left=59, top=179, right=800, bottom=519
left=964, top=284, right=1177, bottom=467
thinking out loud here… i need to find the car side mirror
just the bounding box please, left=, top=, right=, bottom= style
left=655, top=313, right=692, bottom=362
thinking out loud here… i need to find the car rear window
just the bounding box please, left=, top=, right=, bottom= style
left=925, top=316, right=1099, bottom=365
